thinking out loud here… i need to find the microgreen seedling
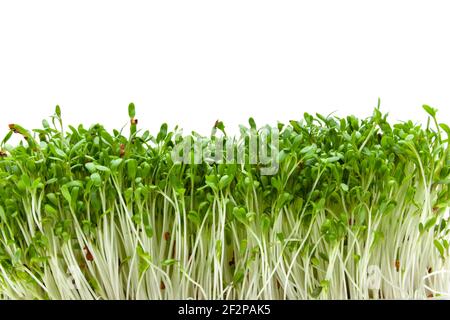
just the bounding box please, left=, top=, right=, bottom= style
left=0, top=104, right=449, bottom=300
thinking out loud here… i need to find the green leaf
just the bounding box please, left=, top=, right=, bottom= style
left=218, top=175, right=232, bottom=190
left=187, top=210, right=201, bottom=226
left=46, top=193, right=58, bottom=205
left=424, top=216, right=437, bottom=232
left=60, top=185, right=72, bottom=203
left=261, top=215, right=271, bottom=232
left=439, top=123, right=450, bottom=137
left=289, top=120, right=302, bottom=133
left=215, top=120, right=225, bottom=133
left=127, top=159, right=137, bottom=180
left=54, top=147, right=67, bottom=158
left=276, top=232, right=285, bottom=242
left=278, top=192, right=292, bottom=208
left=66, top=180, right=83, bottom=188
left=246, top=211, right=256, bottom=222
left=161, top=259, right=177, bottom=267
left=2, top=130, right=13, bottom=145
left=21, top=174, right=31, bottom=188
left=85, top=162, right=97, bottom=173
left=95, top=164, right=110, bottom=172
left=69, top=188, right=79, bottom=210
left=215, top=240, right=222, bottom=260
left=110, top=158, right=123, bottom=170
left=434, top=240, right=445, bottom=258
left=17, top=180, right=27, bottom=192
left=90, top=173, right=102, bottom=187
left=205, top=175, right=218, bottom=191
left=278, top=149, right=288, bottom=163
left=70, top=139, right=86, bottom=153
left=311, top=257, right=320, bottom=267
left=325, top=156, right=340, bottom=163
left=156, top=123, right=168, bottom=143
left=239, top=239, right=247, bottom=256
left=300, top=144, right=316, bottom=154
left=318, top=252, right=329, bottom=262
left=320, top=279, right=330, bottom=289
left=144, top=224, right=153, bottom=238
left=248, top=117, right=257, bottom=130
left=136, top=246, right=151, bottom=275
left=232, top=207, right=247, bottom=224
left=128, top=102, right=136, bottom=118
left=340, top=183, right=349, bottom=192
left=0, top=205, right=6, bottom=221
left=55, top=105, right=61, bottom=118
left=44, top=204, right=58, bottom=216
left=311, top=286, right=322, bottom=298
left=233, top=269, right=245, bottom=285
left=422, top=104, right=437, bottom=118
left=315, top=198, right=326, bottom=211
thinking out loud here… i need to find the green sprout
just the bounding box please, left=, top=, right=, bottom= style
left=0, top=104, right=449, bottom=300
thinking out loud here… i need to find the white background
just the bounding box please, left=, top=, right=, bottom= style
left=1, top=0, right=450, bottom=138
